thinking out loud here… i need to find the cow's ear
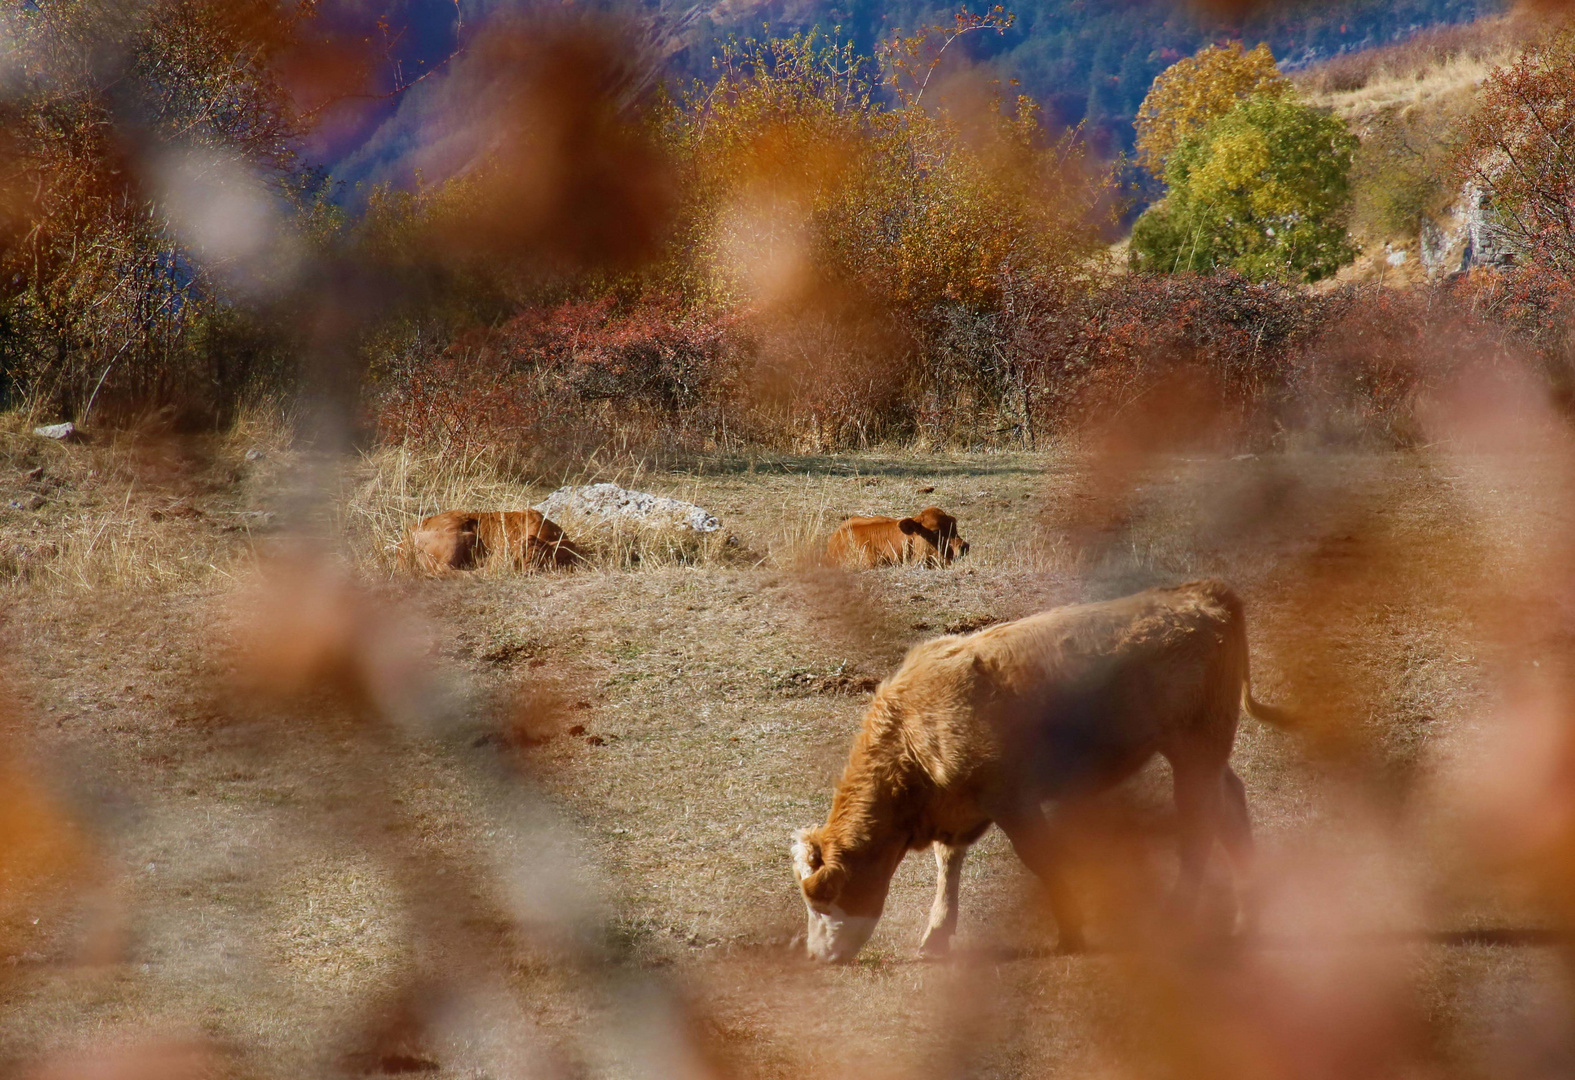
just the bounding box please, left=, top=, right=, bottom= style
left=792, top=828, right=824, bottom=880
left=803, top=863, right=848, bottom=904
left=898, top=517, right=923, bottom=536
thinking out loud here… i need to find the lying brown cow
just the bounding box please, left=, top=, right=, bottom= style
left=401, top=510, right=582, bottom=575
left=791, top=579, right=1291, bottom=962
left=825, top=506, right=968, bottom=568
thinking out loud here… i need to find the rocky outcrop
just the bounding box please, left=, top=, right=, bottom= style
left=32, top=422, right=78, bottom=440
left=532, top=483, right=721, bottom=532
left=1421, top=183, right=1517, bottom=277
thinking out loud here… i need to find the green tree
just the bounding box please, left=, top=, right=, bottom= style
left=1133, top=42, right=1288, bottom=176
left=1129, top=95, right=1358, bottom=282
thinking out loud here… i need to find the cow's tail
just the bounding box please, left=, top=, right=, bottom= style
left=1212, top=580, right=1297, bottom=731
left=1242, top=670, right=1296, bottom=730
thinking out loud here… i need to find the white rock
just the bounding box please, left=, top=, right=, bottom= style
left=533, top=483, right=721, bottom=532
left=32, top=422, right=75, bottom=440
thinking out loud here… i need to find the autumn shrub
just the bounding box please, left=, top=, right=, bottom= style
left=0, top=1, right=325, bottom=422
left=1037, top=274, right=1317, bottom=437
left=369, top=294, right=743, bottom=468
left=1450, top=263, right=1575, bottom=409
left=1289, top=288, right=1462, bottom=444
left=1014, top=274, right=1520, bottom=449
left=1456, top=25, right=1575, bottom=272
left=368, top=267, right=1543, bottom=456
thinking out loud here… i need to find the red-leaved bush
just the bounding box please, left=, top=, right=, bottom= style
left=370, top=269, right=1575, bottom=459
left=371, top=296, right=739, bottom=463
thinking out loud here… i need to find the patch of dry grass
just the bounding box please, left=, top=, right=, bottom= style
left=5, top=412, right=1570, bottom=1077
left=339, top=444, right=1069, bottom=579
left=0, top=409, right=292, bottom=591
left=1307, top=52, right=1498, bottom=123
left=1294, top=14, right=1541, bottom=107
left=3, top=412, right=1068, bottom=595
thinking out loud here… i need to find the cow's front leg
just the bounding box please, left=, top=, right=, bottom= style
left=919, top=841, right=967, bottom=957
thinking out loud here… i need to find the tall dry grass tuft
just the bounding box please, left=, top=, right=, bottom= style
left=761, top=480, right=841, bottom=572
left=344, top=443, right=757, bottom=576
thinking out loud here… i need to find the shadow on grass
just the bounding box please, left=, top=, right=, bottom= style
left=951, top=926, right=1565, bottom=964
left=673, top=452, right=1052, bottom=480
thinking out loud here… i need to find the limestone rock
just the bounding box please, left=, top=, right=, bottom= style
left=533, top=483, right=721, bottom=532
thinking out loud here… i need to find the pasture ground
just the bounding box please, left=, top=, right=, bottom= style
left=0, top=425, right=1566, bottom=1078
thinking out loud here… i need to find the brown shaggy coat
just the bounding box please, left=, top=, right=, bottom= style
left=791, top=579, right=1290, bottom=962
left=825, top=506, right=968, bottom=568
left=400, top=510, right=582, bottom=575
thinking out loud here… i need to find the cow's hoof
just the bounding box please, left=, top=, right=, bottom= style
left=917, top=934, right=952, bottom=960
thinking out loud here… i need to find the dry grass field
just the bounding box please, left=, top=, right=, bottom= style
left=1, top=412, right=1572, bottom=1078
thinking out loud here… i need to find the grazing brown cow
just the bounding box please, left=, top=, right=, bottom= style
left=825, top=506, right=968, bottom=568
left=400, top=510, right=582, bottom=575
left=790, top=579, right=1292, bottom=962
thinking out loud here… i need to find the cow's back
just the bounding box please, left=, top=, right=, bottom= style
left=406, top=509, right=580, bottom=573
left=879, top=581, right=1245, bottom=798
left=827, top=517, right=908, bottom=567
left=475, top=510, right=581, bottom=568
left=407, top=510, right=481, bottom=573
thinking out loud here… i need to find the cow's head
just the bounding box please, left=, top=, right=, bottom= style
left=790, top=827, right=904, bottom=962
left=900, top=507, right=969, bottom=565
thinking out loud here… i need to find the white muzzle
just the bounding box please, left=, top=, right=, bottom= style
left=803, top=902, right=878, bottom=963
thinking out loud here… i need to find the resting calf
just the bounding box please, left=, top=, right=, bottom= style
left=791, top=579, right=1290, bottom=962
left=825, top=506, right=968, bottom=568
left=401, top=510, right=581, bottom=575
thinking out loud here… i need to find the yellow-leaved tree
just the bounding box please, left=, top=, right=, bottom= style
left=1133, top=42, right=1288, bottom=176
left=665, top=18, right=1104, bottom=313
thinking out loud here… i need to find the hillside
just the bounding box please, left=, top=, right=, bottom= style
left=1293, top=13, right=1539, bottom=285
left=661, top=0, right=1505, bottom=152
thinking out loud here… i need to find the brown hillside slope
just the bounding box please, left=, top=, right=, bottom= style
left=1295, top=13, right=1547, bottom=286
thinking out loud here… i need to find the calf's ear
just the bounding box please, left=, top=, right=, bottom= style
left=791, top=828, right=823, bottom=880
left=898, top=517, right=923, bottom=535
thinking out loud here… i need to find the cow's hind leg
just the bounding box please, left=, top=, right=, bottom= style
left=1167, top=757, right=1226, bottom=926
left=995, top=807, right=1084, bottom=953
left=1218, top=766, right=1258, bottom=938
left=919, top=842, right=967, bottom=957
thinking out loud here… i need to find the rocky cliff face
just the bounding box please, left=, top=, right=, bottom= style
left=1421, top=182, right=1517, bottom=277
left=1321, top=184, right=1515, bottom=290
